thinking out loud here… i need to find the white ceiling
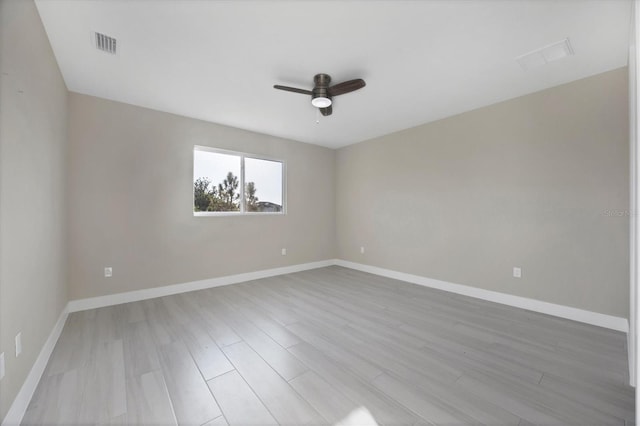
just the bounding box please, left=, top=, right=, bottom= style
left=35, top=0, right=631, bottom=149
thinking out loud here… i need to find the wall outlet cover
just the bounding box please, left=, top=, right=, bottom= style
left=281, top=248, right=287, bottom=256
left=513, top=267, right=522, bottom=278
left=15, top=332, right=22, bottom=357
left=104, top=267, right=112, bottom=277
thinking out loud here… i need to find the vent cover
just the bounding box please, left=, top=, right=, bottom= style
left=94, top=32, right=117, bottom=54
left=516, top=38, right=574, bottom=71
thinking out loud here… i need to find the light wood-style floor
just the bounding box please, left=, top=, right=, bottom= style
left=23, top=266, right=634, bottom=425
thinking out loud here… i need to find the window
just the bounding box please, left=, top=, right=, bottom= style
left=193, top=146, right=285, bottom=215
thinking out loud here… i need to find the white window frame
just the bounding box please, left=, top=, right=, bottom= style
left=193, top=145, right=287, bottom=217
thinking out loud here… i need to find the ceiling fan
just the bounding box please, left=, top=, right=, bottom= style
left=274, top=74, right=366, bottom=116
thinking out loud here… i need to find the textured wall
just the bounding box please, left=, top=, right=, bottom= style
left=337, top=68, right=629, bottom=318
left=0, top=0, right=69, bottom=420
left=67, top=93, right=336, bottom=300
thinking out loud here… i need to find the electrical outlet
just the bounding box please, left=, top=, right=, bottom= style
left=513, top=267, right=522, bottom=278
left=360, top=246, right=365, bottom=254
left=104, top=267, right=112, bottom=277
left=15, top=332, right=22, bottom=357
left=0, top=352, right=5, bottom=380
left=281, top=248, right=287, bottom=256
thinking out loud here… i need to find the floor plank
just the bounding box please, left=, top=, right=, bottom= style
left=123, top=370, right=177, bottom=425
left=157, top=340, right=222, bottom=425
left=207, top=370, right=278, bottom=426
left=287, top=341, right=420, bottom=425
left=288, top=370, right=362, bottom=425
left=221, top=341, right=324, bottom=425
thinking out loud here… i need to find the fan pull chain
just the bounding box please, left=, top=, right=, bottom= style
left=316, top=108, right=320, bottom=124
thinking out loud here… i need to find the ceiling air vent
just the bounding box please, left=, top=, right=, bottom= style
left=516, top=38, right=574, bottom=71
left=94, top=32, right=117, bottom=55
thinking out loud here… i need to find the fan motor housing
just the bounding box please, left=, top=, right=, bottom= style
left=313, top=74, right=331, bottom=101
left=314, top=73, right=331, bottom=87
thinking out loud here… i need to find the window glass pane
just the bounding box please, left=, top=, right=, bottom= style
left=194, top=150, right=241, bottom=212
left=244, top=157, right=283, bottom=212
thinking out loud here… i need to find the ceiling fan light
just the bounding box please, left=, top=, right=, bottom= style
left=311, top=96, right=332, bottom=108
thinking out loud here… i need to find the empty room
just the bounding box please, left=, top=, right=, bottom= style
left=1, top=0, right=638, bottom=425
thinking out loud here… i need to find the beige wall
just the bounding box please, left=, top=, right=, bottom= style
left=0, top=0, right=69, bottom=420
left=67, top=93, right=336, bottom=300
left=337, top=68, right=630, bottom=318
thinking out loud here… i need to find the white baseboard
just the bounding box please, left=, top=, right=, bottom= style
left=67, top=257, right=630, bottom=331
left=629, top=333, right=636, bottom=387
left=67, top=259, right=336, bottom=312
left=335, top=260, right=629, bottom=333
left=2, top=306, right=69, bottom=426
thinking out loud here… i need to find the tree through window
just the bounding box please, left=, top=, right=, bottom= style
left=193, top=146, right=285, bottom=215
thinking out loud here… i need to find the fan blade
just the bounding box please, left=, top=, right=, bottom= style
left=273, top=85, right=313, bottom=95
left=320, top=105, right=332, bottom=116
left=328, top=79, right=366, bottom=96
